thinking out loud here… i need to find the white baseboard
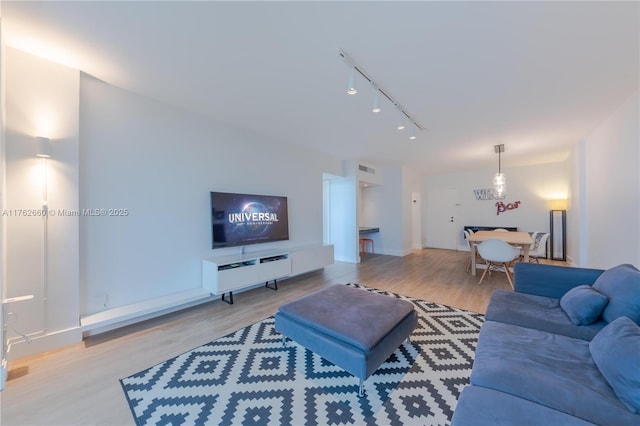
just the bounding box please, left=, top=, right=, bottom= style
left=80, top=288, right=214, bottom=336
left=6, top=327, right=82, bottom=361
left=376, top=248, right=414, bottom=257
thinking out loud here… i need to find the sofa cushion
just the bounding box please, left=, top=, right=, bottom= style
left=513, top=263, right=604, bottom=299
left=592, top=264, right=640, bottom=324
left=560, top=285, right=609, bottom=325
left=590, top=317, right=640, bottom=414
left=471, top=321, right=639, bottom=425
left=452, top=386, right=596, bottom=426
left=485, top=290, right=606, bottom=340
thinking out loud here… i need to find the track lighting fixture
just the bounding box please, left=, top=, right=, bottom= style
left=339, top=48, right=425, bottom=139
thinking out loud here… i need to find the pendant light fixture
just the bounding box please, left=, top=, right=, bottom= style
left=492, top=144, right=506, bottom=199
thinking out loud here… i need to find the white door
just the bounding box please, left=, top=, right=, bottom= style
left=426, top=189, right=458, bottom=250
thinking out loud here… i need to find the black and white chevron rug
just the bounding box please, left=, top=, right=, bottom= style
left=120, top=284, right=484, bottom=425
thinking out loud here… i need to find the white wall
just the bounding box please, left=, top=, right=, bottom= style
left=79, top=75, right=341, bottom=315
left=581, top=90, right=639, bottom=269
left=3, top=48, right=81, bottom=359
left=424, top=161, right=570, bottom=251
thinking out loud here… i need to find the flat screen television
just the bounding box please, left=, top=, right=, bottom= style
left=210, top=191, right=289, bottom=249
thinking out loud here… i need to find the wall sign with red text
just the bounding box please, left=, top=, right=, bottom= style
left=495, top=200, right=521, bottom=215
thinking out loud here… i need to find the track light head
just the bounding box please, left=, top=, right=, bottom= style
left=347, top=68, right=357, bottom=95
left=396, top=110, right=405, bottom=130
left=372, top=90, right=381, bottom=113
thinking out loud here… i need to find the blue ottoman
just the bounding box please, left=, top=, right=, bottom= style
left=274, top=284, right=418, bottom=396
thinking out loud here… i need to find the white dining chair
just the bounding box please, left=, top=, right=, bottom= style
left=477, top=239, right=520, bottom=289
left=528, top=232, right=550, bottom=263
left=463, top=230, right=484, bottom=272
left=494, top=228, right=520, bottom=256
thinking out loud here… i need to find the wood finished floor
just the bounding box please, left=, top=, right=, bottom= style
left=0, top=248, right=566, bottom=425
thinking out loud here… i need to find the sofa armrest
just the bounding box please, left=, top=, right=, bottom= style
left=513, top=263, right=604, bottom=299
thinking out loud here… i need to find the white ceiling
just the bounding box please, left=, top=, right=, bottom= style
left=3, top=1, right=639, bottom=175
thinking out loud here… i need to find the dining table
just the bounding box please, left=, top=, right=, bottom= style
left=467, top=230, right=534, bottom=276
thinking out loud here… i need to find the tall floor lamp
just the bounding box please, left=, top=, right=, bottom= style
left=549, top=200, right=567, bottom=261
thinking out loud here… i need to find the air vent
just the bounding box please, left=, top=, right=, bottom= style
left=358, top=164, right=376, bottom=175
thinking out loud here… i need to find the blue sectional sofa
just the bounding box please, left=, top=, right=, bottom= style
left=452, top=263, right=640, bottom=426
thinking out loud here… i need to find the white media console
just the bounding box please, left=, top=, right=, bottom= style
left=202, top=244, right=334, bottom=304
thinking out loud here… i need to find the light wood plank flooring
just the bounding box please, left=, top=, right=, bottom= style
left=0, top=248, right=566, bottom=425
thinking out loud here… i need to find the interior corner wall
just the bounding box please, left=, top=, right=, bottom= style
left=569, top=140, right=588, bottom=266
left=582, top=89, right=640, bottom=269
left=330, top=160, right=358, bottom=263
left=79, top=75, right=341, bottom=316
left=4, top=47, right=81, bottom=359
left=330, top=175, right=358, bottom=263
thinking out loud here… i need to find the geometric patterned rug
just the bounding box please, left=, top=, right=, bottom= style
left=120, top=283, right=484, bottom=425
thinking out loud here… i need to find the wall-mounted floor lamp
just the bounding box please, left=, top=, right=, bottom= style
left=36, top=136, right=50, bottom=211
left=1, top=137, right=51, bottom=371
left=549, top=199, right=567, bottom=261
left=36, top=136, right=51, bottom=334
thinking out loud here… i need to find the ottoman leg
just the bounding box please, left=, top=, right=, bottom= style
left=358, top=379, right=365, bottom=397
